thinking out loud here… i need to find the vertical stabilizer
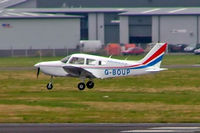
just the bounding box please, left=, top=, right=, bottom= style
left=139, top=43, right=167, bottom=68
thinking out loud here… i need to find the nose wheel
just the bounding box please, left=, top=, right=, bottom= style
left=47, top=82, right=53, bottom=90
left=46, top=76, right=53, bottom=90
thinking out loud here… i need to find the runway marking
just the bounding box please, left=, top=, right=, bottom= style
left=121, top=130, right=182, bottom=133
left=121, top=127, right=200, bottom=133
left=151, top=127, right=200, bottom=130
left=193, top=64, right=200, bottom=67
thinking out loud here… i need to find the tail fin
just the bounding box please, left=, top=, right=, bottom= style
left=139, top=43, right=167, bottom=68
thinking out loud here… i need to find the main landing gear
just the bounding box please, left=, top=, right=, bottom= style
left=77, top=80, right=95, bottom=91
left=45, top=76, right=94, bottom=91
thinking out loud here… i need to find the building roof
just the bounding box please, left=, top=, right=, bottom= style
left=0, top=0, right=27, bottom=8
left=120, top=8, right=200, bottom=16
left=7, top=7, right=200, bottom=16
left=0, top=10, right=82, bottom=19
left=7, top=8, right=127, bottom=13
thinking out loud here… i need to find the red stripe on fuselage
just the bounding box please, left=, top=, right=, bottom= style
left=80, top=43, right=167, bottom=69
left=142, top=43, right=167, bottom=65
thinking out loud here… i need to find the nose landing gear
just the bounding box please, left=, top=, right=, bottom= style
left=47, top=82, right=53, bottom=90
left=46, top=76, right=53, bottom=90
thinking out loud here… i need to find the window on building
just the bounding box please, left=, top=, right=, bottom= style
left=69, top=57, right=84, bottom=65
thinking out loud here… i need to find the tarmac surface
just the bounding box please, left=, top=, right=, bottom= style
left=1, top=123, right=200, bottom=133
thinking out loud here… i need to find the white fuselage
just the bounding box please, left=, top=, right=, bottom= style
left=34, top=43, right=167, bottom=90
left=35, top=54, right=154, bottom=79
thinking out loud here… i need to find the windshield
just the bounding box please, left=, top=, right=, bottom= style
left=61, top=55, right=71, bottom=63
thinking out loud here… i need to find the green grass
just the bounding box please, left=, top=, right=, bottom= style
left=0, top=68, right=200, bottom=123
left=0, top=56, right=61, bottom=67
left=0, top=54, right=200, bottom=67
left=0, top=55, right=200, bottom=123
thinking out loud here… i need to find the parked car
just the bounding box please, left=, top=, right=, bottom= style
left=169, top=44, right=187, bottom=52
left=184, top=45, right=196, bottom=52
left=122, top=47, right=144, bottom=55
left=194, top=48, right=200, bottom=55
left=124, top=43, right=136, bottom=50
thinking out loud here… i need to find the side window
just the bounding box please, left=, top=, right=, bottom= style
left=69, top=57, right=84, bottom=65
left=98, top=60, right=106, bottom=65
left=86, top=59, right=96, bottom=65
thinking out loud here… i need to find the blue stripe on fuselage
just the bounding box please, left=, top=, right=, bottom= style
left=82, top=54, right=164, bottom=70
left=130, top=54, right=164, bottom=70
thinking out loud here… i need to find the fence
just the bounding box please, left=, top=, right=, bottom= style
left=0, top=49, right=78, bottom=57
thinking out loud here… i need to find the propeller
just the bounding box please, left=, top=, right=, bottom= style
left=37, top=67, right=40, bottom=78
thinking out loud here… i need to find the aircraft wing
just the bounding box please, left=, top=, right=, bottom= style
left=63, top=66, right=96, bottom=78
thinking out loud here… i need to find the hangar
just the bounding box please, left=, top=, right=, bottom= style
left=0, top=10, right=81, bottom=56
left=12, top=8, right=200, bottom=46
left=1, top=0, right=200, bottom=56
left=0, top=11, right=80, bottom=49
left=120, top=8, right=200, bottom=45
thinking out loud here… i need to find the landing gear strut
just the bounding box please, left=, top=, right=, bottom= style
left=46, top=76, right=53, bottom=90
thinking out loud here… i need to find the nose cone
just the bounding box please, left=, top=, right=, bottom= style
left=34, top=63, right=40, bottom=68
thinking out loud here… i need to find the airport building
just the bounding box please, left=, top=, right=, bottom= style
left=1, top=0, right=200, bottom=56
left=11, top=8, right=200, bottom=45
left=0, top=11, right=80, bottom=49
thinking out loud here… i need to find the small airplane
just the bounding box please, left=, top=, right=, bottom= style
left=34, top=42, right=167, bottom=91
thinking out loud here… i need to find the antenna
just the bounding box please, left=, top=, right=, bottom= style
left=125, top=56, right=129, bottom=60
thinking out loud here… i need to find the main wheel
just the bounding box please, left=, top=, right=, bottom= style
left=86, top=81, right=94, bottom=89
left=78, top=82, right=85, bottom=91
left=46, top=83, right=53, bottom=90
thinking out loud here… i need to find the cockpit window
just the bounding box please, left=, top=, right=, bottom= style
left=86, top=59, right=96, bottom=65
left=69, top=57, right=84, bottom=65
left=61, top=56, right=71, bottom=63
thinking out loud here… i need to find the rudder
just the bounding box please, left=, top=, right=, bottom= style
left=140, top=43, right=167, bottom=68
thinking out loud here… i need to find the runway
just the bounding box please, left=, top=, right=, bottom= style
left=1, top=123, right=200, bottom=133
